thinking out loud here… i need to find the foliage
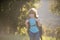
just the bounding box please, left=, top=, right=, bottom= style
left=0, top=0, right=40, bottom=34
left=56, top=26, right=60, bottom=40
left=49, top=0, right=60, bottom=15
left=17, top=0, right=40, bottom=34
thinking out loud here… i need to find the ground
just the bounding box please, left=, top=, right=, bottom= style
left=0, top=34, right=56, bottom=40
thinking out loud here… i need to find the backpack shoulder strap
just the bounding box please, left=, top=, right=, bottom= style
left=35, top=18, right=38, bottom=25
left=35, top=18, right=41, bottom=28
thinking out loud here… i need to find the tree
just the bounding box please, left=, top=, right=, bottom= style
left=49, top=0, right=60, bottom=15
left=0, top=0, right=40, bottom=34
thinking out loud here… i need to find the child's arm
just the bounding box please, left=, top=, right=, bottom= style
left=25, top=20, right=29, bottom=29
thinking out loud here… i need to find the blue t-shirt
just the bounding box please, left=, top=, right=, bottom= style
left=29, top=18, right=39, bottom=33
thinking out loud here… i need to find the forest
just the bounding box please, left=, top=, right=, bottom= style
left=0, top=0, right=60, bottom=40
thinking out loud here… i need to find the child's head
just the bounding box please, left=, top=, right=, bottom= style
left=28, top=8, right=38, bottom=18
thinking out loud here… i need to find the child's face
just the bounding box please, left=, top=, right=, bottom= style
left=29, top=14, right=35, bottom=18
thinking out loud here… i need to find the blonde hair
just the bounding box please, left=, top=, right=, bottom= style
left=28, top=8, right=38, bottom=18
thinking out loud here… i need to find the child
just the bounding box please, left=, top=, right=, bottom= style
left=25, top=8, right=41, bottom=40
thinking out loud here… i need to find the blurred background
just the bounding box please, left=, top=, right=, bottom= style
left=0, top=0, right=60, bottom=40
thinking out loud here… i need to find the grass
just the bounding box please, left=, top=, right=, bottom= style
left=42, top=35, right=56, bottom=40
left=0, top=34, right=56, bottom=40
